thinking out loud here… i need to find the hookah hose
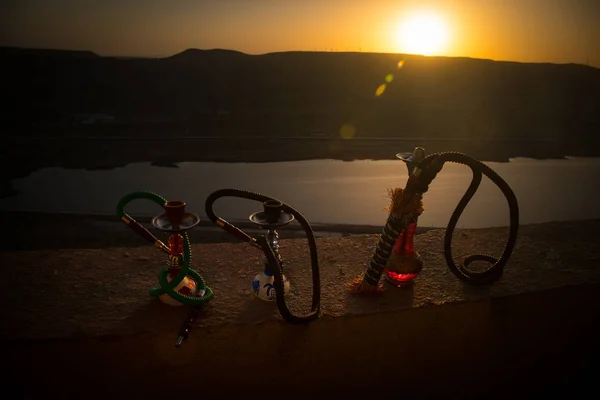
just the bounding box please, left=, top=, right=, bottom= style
left=116, top=190, right=214, bottom=306
left=410, top=152, right=520, bottom=285
left=205, top=188, right=320, bottom=323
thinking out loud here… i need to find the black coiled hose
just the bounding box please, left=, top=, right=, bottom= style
left=205, top=188, right=320, bottom=323
left=412, top=152, right=520, bottom=286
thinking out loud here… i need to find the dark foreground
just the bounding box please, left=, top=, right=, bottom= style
left=2, top=284, right=599, bottom=399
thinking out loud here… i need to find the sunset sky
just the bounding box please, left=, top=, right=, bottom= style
left=2, top=0, right=599, bottom=67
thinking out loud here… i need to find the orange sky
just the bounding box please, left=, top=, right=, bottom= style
left=1, top=0, right=599, bottom=66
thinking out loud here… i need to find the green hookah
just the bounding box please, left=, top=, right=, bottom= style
left=116, top=190, right=214, bottom=345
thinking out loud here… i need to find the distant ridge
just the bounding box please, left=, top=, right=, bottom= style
left=1, top=45, right=598, bottom=148
left=1, top=46, right=596, bottom=70
left=168, top=48, right=249, bottom=60
left=0, top=46, right=99, bottom=59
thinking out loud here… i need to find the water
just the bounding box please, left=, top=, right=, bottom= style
left=1, top=157, right=599, bottom=229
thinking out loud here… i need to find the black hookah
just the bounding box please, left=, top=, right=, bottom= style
left=248, top=199, right=294, bottom=302
left=205, top=189, right=320, bottom=324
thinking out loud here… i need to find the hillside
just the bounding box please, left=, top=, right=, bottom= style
left=1, top=46, right=599, bottom=143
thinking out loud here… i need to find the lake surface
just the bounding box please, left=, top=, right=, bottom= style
left=1, top=157, right=599, bottom=229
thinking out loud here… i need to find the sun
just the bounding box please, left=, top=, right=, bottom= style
left=396, top=12, right=449, bottom=56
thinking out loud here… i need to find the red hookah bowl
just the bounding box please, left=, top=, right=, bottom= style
left=165, top=200, right=186, bottom=225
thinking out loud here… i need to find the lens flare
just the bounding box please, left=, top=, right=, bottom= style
left=375, top=84, right=387, bottom=97
left=339, top=124, right=356, bottom=139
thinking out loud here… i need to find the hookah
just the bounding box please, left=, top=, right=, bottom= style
left=205, top=189, right=320, bottom=324
left=116, top=190, right=214, bottom=346
left=352, top=147, right=520, bottom=292
left=248, top=199, right=293, bottom=301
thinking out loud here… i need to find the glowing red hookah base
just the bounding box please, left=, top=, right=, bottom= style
left=384, top=223, right=420, bottom=286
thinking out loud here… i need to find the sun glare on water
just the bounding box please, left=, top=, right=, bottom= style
left=396, top=12, right=450, bottom=56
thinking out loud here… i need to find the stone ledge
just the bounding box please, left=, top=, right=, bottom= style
left=1, top=220, right=599, bottom=397
left=1, top=220, right=599, bottom=341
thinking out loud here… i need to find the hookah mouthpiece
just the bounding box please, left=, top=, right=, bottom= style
left=175, top=306, right=202, bottom=348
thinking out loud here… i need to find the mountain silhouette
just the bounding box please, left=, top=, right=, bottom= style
left=1, top=46, right=598, bottom=146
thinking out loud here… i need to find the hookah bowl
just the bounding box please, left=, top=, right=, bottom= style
left=151, top=200, right=204, bottom=306
left=248, top=200, right=293, bottom=301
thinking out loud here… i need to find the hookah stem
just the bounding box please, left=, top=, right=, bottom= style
left=414, top=152, right=520, bottom=286
left=265, top=229, right=279, bottom=274
left=153, top=229, right=214, bottom=306
left=205, top=188, right=320, bottom=322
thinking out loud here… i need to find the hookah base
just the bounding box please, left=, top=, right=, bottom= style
left=158, top=268, right=201, bottom=307
left=384, top=252, right=423, bottom=287
left=251, top=272, right=290, bottom=301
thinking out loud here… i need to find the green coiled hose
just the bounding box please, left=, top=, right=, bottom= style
left=116, top=190, right=214, bottom=306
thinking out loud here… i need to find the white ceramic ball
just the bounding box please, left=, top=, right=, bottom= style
left=159, top=271, right=200, bottom=306
left=251, top=272, right=290, bottom=301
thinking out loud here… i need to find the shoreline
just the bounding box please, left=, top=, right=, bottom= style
left=0, top=135, right=579, bottom=172
left=1, top=135, right=594, bottom=200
